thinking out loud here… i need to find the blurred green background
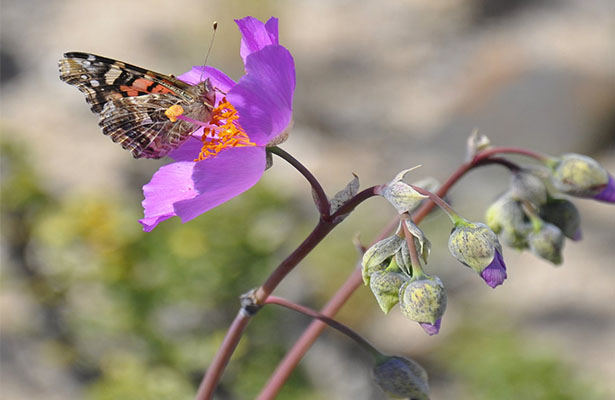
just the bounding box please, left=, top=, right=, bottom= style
left=1, top=0, right=613, bottom=399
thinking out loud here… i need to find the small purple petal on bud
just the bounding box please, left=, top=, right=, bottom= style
left=572, top=228, right=582, bottom=241
left=594, top=174, right=615, bottom=203
left=420, top=318, right=442, bottom=336
left=480, top=250, right=507, bottom=288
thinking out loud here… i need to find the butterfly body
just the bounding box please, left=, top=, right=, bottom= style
left=59, top=52, right=214, bottom=159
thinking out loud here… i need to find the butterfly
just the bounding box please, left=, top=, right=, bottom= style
left=59, top=52, right=216, bottom=159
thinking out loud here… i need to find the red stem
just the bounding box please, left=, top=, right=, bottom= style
left=474, top=146, right=549, bottom=163
left=265, top=296, right=382, bottom=359
left=195, top=309, right=252, bottom=399
left=256, top=268, right=365, bottom=400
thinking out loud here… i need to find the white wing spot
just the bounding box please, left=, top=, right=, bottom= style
left=90, top=80, right=100, bottom=87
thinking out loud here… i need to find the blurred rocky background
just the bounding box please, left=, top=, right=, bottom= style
left=1, top=0, right=613, bottom=399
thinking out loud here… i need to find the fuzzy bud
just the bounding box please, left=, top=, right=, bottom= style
left=373, top=356, right=430, bottom=400
left=486, top=194, right=531, bottom=249
left=399, top=276, right=447, bottom=335
left=378, top=168, right=428, bottom=214
left=448, top=222, right=507, bottom=288
left=510, top=171, right=548, bottom=206
left=539, top=197, right=582, bottom=241
left=550, top=153, right=614, bottom=202
left=369, top=270, right=408, bottom=314
left=362, top=235, right=404, bottom=285
left=528, top=222, right=565, bottom=265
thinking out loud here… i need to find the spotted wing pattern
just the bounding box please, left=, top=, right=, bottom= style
left=59, top=52, right=213, bottom=159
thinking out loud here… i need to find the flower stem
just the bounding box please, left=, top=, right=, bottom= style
left=401, top=215, right=426, bottom=279
left=194, top=310, right=252, bottom=399
left=256, top=220, right=335, bottom=301
left=265, top=296, right=383, bottom=359
left=475, top=146, right=550, bottom=163
left=410, top=185, right=464, bottom=225
left=256, top=268, right=364, bottom=400
left=268, top=146, right=331, bottom=219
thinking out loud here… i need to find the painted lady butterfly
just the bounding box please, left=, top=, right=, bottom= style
left=59, top=52, right=215, bottom=159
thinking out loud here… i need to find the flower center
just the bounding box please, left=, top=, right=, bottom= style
left=165, top=98, right=255, bottom=161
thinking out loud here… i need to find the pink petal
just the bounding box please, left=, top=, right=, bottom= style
left=168, top=136, right=203, bottom=162
left=140, top=161, right=199, bottom=232
left=177, top=66, right=236, bottom=93
left=236, top=17, right=279, bottom=63
left=172, top=146, right=266, bottom=223
left=140, top=146, right=266, bottom=231
left=228, top=45, right=295, bottom=146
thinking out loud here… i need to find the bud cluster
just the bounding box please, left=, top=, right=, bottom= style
left=364, top=170, right=511, bottom=336
left=362, top=220, right=446, bottom=336
left=363, top=151, right=612, bottom=337
left=486, top=168, right=587, bottom=265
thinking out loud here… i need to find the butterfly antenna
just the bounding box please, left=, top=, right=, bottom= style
left=199, top=21, right=218, bottom=83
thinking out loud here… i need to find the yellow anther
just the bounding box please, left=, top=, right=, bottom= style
left=165, top=105, right=185, bottom=122
left=196, top=97, right=255, bottom=161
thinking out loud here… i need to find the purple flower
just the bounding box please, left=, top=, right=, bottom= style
left=420, top=318, right=442, bottom=336
left=594, top=174, right=615, bottom=203
left=480, top=250, right=507, bottom=288
left=139, top=17, right=295, bottom=231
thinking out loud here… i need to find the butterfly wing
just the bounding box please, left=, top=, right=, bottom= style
left=59, top=52, right=195, bottom=112
left=100, top=94, right=200, bottom=159
left=59, top=52, right=213, bottom=159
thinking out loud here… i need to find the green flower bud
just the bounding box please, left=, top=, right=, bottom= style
left=485, top=194, right=531, bottom=249
left=550, top=153, right=609, bottom=198
left=528, top=222, right=565, bottom=265
left=379, top=168, right=428, bottom=214
left=510, top=171, right=547, bottom=206
left=399, top=276, right=447, bottom=330
left=362, top=235, right=404, bottom=285
left=448, top=222, right=507, bottom=288
left=373, top=356, right=430, bottom=400
left=539, top=197, right=581, bottom=241
left=448, top=222, right=501, bottom=272
left=369, top=270, right=408, bottom=314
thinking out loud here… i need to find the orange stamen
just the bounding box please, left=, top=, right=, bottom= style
left=196, top=97, right=255, bottom=161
